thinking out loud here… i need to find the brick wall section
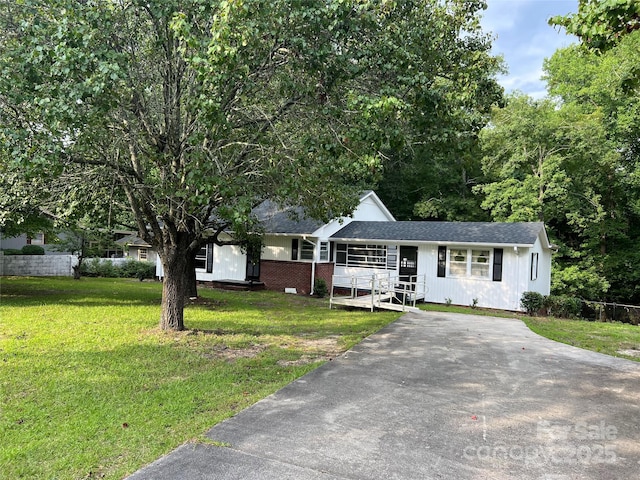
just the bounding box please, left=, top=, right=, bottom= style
left=314, top=263, right=335, bottom=289
left=259, top=260, right=335, bottom=295
left=1, top=254, right=77, bottom=276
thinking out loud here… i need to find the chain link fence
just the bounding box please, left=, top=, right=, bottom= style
left=581, top=301, right=640, bottom=325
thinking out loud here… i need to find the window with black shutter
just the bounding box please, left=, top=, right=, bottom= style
left=291, top=239, right=299, bottom=261
left=437, top=246, right=447, bottom=277
left=493, top=248, right=503, bottom=282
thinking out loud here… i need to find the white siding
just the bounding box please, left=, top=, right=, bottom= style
left=332, top=241, right=543, bottom=311
left=261, top=235, right=292, bottom=261
left=527, top=237, right=552, bottom=296
left=156, top=244, right=247, bottom=282
left=313, top=193, right=395, bottom=239
left=423, top=245, right=526, bottom=311
left=196, top=244, right=246, bottom=281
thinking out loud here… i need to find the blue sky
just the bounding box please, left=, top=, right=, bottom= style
left=480, top=0, right=579, bottom=99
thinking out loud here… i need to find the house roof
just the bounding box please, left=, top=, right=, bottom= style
left=253, top=201, right=325, bottom=234
left=115, top=234, right=152, bottom=247
left=253, top=191, right=383, bottom=235
left=330, top=221, right=548, bottom=246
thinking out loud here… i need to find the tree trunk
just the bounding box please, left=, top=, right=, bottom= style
left=160, top=251, right=188, bottom=331
left=185, top=252, right=198, bottom=299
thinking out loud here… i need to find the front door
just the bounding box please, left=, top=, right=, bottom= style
left=399, top=246, right=418, bottom=282
left=245, top=252, right=260, bottom=281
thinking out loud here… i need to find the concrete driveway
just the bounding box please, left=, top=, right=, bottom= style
left=127, top=311, right=640, bottom=479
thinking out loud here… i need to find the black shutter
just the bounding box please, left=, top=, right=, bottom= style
left=437, top=246, right=446, bottom=277
left=206, top=243, right=214, bottom=273
left=291, top=239, right=299, bottom=260
left=493, top=248, right=503, bottom=282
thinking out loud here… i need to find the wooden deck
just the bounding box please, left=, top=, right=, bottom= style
left=330, top=294, right=422, bottom=312
left=329, top=274, right=427, bottom=313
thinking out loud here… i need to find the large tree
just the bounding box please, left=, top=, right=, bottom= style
left=1, top=0, right=501, bottom=329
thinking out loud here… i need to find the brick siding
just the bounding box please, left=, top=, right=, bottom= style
left=260, top=260, right=334, bottom=295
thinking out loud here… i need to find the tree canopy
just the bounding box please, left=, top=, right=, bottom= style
left=1, top=0, right=503, bottom=329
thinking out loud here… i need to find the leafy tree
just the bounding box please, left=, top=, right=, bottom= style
left=373, top=2, right=503, bottom=220
left=1, top=0, right=500, bottom=329
left=543, top=33, right=640, bottom=302
left=476, top=94, right=618, bottom=299
left=550, top=0, right=640, bottom=51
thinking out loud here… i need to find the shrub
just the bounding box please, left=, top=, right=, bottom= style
left=314, top=278, right=328, bottom=298
left=544, top=295, right=582, bottom=318
left=1, top=249, right=23, bottom=255
left=134, top=262, right=156, bottom=281
left=21, top=245, right=45, bottom=255
left=520, top=291, right=545, bottom=315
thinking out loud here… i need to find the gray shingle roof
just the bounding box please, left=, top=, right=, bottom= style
left=330, top=221, right=546, bottom=246
left=252, top=191, right=377, bottom=235
left=253, top=200, right=325, bottom=234
left=115, top=234, right=151, bottom=247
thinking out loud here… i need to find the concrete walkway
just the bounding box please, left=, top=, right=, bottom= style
left=127, top=311, right=640, bottom=479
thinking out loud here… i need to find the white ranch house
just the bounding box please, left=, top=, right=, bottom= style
left=156, top=191, right=552, bottom=311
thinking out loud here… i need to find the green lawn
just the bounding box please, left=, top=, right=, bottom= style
left=419, top=303, right=640, bottom=362
left=0, top=277, right=400, bottom=480
left=523, top=316, right=640, bottom=361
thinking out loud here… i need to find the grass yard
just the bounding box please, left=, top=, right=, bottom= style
left=0, top=277, right=400, bottom=480
left=523, top=315, right=640, bottom=361
left=419, top=303, right=640, bottom=362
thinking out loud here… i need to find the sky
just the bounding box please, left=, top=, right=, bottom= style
left=480, top=0, right=579, bottom=99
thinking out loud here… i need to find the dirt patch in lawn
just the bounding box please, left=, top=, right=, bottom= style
left=277, top=337, right=343, bottom=366
left=617, top=348, right=640, bottom=358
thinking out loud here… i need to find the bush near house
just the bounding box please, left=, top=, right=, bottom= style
left=521, top=291, right=584, bottom=319
left=20, top=245, right=45, bottom=255
left=520, top=291, right=545, bottom=315
left=80, top=258, right=156, bottom=280
left=1, top=249, right=23, bottom=255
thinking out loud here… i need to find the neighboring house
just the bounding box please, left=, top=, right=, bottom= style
left=156, top=191, right=553, bottom=311
left=116, top=234, right=158, bottom=264
left=0, top=229, right=134, bottom=257
left=0, top=231, right=64, bottom=254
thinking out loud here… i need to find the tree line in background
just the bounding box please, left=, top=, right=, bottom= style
left=378, top=0, right=640, bottom=305
left=1, top=1, right=638, bottom=332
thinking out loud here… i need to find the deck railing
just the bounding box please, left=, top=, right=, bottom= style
left=330, top=273, right=427, bottom=312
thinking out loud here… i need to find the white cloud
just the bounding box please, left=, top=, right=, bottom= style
left=481, top=0, right=578, bottom=98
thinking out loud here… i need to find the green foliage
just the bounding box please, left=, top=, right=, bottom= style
left=119, top=259, right=156, bottom=281
left=544, top=295, right=583, bottom=319
left=80, top=259, right=155, bottom=280
left=550, top=0, right=640, bottom=51
left=551, top=261, right=610, bottom=300
left=20, top=245, right=45, bottom=255
left=313, top=278, right=328, bottom=298
left=521, top=291, right=583, bottom=318
left=0, top=277, right=401, bottom=479
left=1, top=0, right=504, bottom=329
left=520, top=291, right=545, bottom=315
left=523, top=315, right=640, bottom=361
left=1, top=249, right=22, bottom=255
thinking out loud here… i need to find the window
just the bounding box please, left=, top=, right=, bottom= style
left=291, top=239, right=299, bottom=260
left=195, top=246, right=207, bottom=269
left=448, top=249, right=468, bottom=276
left=387, top=245, right=398, bottom=270
left=319, top=242, right=329, bottom=261
left=471, top=249, right=490, bottom=277
left=138, top=248, right=148, bottom=261
left=335, top=243, right=392, bottom=269
left=446, top=247, right=492, bottom=279
left=301, top=240, right=315, bottom=260
left=28, top=233, right=45, bottom=245
left=531, top=253, right=539, bottom=281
